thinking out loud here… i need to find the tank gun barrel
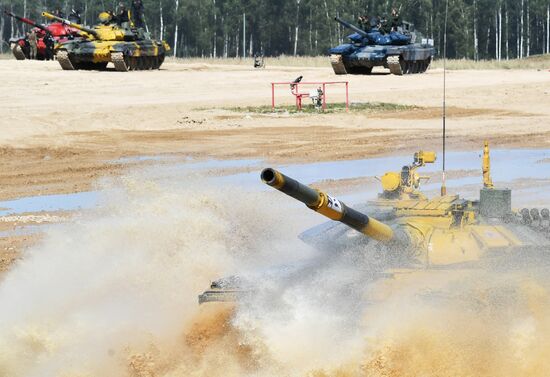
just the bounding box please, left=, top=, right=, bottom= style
left=4, top=10, right=49, bottom=32
left=41, top=11, right=98, bottom=37
left=261, top=168, right=394, bottom=242
left=334, top=16, right=368, bottom=38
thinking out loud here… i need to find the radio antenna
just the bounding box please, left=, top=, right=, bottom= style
left=441, top=0, right=449, bottom=196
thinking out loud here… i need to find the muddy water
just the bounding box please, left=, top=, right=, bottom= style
left=1, top=149, right=548, bottom=217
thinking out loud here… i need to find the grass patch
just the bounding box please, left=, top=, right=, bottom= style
left=224, top=101, right=416, bottom=114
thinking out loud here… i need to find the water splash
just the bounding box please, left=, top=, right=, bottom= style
left=1, top=168, right=550, bottom=377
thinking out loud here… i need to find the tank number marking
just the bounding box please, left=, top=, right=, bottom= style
left=327, top=195, right=343, bottom=213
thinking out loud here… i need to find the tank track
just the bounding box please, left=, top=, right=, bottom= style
left=387, top=56, right=432, bottom=76
left=56, top=50, right=75, bottom=70
left=11, top=43, right=26, bottom=60
left=330, top=54, right=348, bottom=75
left=112, top=52, right=129, bottom=72
left=112, top=53, right=164, bottom=71
left=387, top=55, right=403, bottom=76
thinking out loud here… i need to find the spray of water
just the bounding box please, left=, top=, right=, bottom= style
left=0, top=170, right=308, bottom=377
left=1, top=169, right=550, bottom=377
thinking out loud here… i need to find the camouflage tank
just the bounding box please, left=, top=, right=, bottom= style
left=329, top=17, right=434, bottom=75
left=199, top=143, right=550, bottom=304
left=42, top=11, right=170, bottom=71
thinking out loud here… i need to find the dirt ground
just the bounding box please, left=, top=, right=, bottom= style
left=1, top=58, right=550, bottom=201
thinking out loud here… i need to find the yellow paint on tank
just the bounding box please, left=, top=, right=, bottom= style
left=417, top=151, right=437, bottom=164
left=471, top=225, right=522, bottom=249
left=381, top=172, right=401, bottom=192
left=361, top=217, right=395, bottom=242
left=428, top=229, right=482, bottom=265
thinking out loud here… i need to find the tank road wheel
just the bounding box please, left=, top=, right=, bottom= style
left=132, top=57, right=139, bottom=70
left=112, top=52, right=129, bottom=72
left=141, top=57, right=149, bottom=70
left=387, top=55, right=403, bottom=76
left=330, top=54, right=348, bottom=75
left=56, top=50, right=75, bottom=70
left=157, top=54, right=165, bottom=69
left=421, top=61, right=428, bottom=73
left=423, top=61, right=429, bottom=72
left=150, top=56, right=159, bottom=69
left=407, top=61, right=416, bottom=74
left=141, top=57, right=151, bottom=70
left=142, top=56, right=151, bottom=70
left=407, top=62, right=414, bottom=74
left=11, top=43, right=26, bottom=60
left=403, top=61, right=410, bottom=74
left=123, top=55, right=132, bottom=70
left=423, top=57, right=432, bottom=73
left=140, top=57, right=148, bottom=70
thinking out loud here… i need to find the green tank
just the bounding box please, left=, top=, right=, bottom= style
left=199, top=143, right=550, bottom=304
left=42, top=11, right=170, bottom=71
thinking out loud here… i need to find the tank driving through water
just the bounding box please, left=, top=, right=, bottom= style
left=329, top=16, right=434, bottom=75
left=4, top=10, right=79, bottom=60
left=199, top=143, right=550, bottom=304
left=42, top=11, right=170, bottom=71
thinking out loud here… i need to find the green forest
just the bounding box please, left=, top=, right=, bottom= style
left=2, top=0, right=550, bottom=60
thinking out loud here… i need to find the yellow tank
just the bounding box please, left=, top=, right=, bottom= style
left=199, top=143, right=550, bottom=303
left=42, top=11, right=170, bottom=71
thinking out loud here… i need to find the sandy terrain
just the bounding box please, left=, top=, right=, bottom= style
left=1, top=58, right=550, bottom=201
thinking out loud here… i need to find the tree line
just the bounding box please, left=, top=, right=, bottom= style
left=2, top=0, right=550, bottom=60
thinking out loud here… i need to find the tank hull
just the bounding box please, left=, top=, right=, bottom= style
left=329, top=43, right=434, bottom=75
left=55, top=39, right=169, bottom=71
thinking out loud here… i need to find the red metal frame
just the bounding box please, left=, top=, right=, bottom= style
left=271, top=81, right=349, bottom=112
